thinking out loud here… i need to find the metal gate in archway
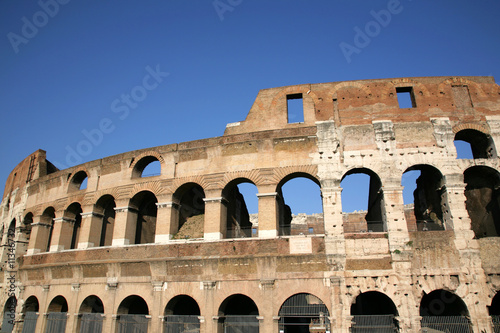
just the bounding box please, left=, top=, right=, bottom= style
left=350, top=315, right=398, bottom=333
left=21, top=312, right=38, bottom=333
left=79, top=313, right=103, bottom=333
left=117, top=314, right=149, bottom=333
left=278, top=293, right=330, bottom=333
left=163, top=315, right=200, bottom=333
left=221, top=315, right=259, bottom=333
left=420, top=316, right=473, bottom=333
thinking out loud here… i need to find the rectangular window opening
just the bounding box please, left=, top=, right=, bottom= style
left=287, top=93, right=304, bottom=123
left=396, top=87, right=416, bottom=108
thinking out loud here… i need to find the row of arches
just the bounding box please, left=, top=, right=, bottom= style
left=7, top=290, right=500, bottom=332
left=66, top=128, right=497, bottom=192
left=10, top=164, right=500, bottom=255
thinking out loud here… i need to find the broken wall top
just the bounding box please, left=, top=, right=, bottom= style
left=224, top=76, right=500, bottom=135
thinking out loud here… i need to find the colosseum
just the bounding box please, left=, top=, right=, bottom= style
left=0, top=76, right=499, bottom=333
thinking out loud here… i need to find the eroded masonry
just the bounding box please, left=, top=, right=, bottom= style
left=1, top=76, right=500, bottom=333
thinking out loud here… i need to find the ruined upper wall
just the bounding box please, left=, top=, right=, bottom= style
left=2, top=150, right=58, bottom=199
left=224, top=76, right=500, bottom=135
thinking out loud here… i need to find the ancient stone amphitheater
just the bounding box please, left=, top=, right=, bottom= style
left=1, top=76, right=499, bottom=333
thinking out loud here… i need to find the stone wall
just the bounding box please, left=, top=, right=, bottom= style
left=0, top=76, right=499, bottom=332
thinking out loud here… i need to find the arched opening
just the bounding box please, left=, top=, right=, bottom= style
left=420, top=289, right=472, bottom=332
left=65, top=202, right=83, bottom=250
left=164, top=295, right=200, bottom=333
left=69, top=171, right=88, bottom=192
left=46, top=296, right=68, bottom=332
left=42, top=207, right=56, bottom=252
left=21, top=296, right=39, bottom=333
left=222, top=179, right=258, bottom=238
left=341, top=169, right=385, bottom=233
left=278, top=293, right=330, bottom=333
left=490, top=292, right=500, bottom=331
left=78, top=295, right=104, bottom=333
left=95, top=195, right=116, bottom=247
left=218, top=294, right=259, bottom=333
left=172, top=183, right=205, bottom=239
left=7, top=218, right=16, bottom=240
left=141, top=160, right=161, bottom=177
left=464, top=166, right=500, bottom=238
left=116, top=295, right=149, bottom=332
left=132, top=156, right=162, bottom=178
left=454, top=129, right=496, bottom=159
left=4, top=219, right=17, bottom=268
left=1, top=296, right=16, bottom=333
left=130, top=191, right=158, bottom=244
left=277, top=173, right=323, bottom=236
left=19, top=213, right=33, bottom=256
left=350, top=291, right=399, bottom=331
left=402, top=165, right=449, bottom=232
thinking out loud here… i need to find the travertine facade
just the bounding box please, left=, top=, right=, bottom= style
left=1, top=76, right=499, bottom=332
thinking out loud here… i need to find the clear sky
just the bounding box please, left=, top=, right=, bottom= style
left=1, top=0, right=499, bottom=214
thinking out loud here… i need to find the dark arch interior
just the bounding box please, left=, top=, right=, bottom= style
left=173, top=183, right=205, bottom=239
left=132, top=156, right=161, bottom=178
left=3, top=296, right=16, bottom=312
left=342, top=168, right=385, bottom=233
left=489, top=292, right=500, bottom=315
left=223, top=179, right=255, bottom=238
left=420, top=290, right=469, bottom=316
left=351, top=291, right=398, bottom=316
left=130, top=191, right=158, bottom=244
left=8, top=218, right=16, bottom=235
left=219, top=294, right=258, bottom=316
left=66, top=202, right=83, bottom=249
left=79, top=295, right=104, bottom=313
left=22, top=213, right=33, bottom=240
left=47, top=296, right=68, bottom=313
left=42, top=207, right=56, bottom=252
left=164, top=295, right=200, bottom=316
left=95, top=195, right=116, bottom=246
left=455, top=129, right=496, bottom=159
left=404, top=164, right=447, bottom=231
left=464, top=166, right=500, bottom=238
left=70, top=171, right=88, bottom=191
left=117, top=296, right=149, bottom=315
left=23, top=296, right=39, bottom=312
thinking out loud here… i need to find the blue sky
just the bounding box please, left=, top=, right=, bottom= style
left=0, top=1, right=498, bottom=214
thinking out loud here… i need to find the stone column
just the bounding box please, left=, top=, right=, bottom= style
left=49, top=214, right=75, bottom=252
left=329, top=277, right=343, bottom=332
left=77, top=205, right=103, bottom=249
left=256, top=190, right=279, bottom=238
left=151, top=281, right=164, bottom=333
left=321, top=181, right=346, bottom=265
left=444, top=175, right=475, bottom=248
left=202, top=281, right=217, bottom=333
left=486, top=115, right=500, bottom=155
left=111, top=205, right=138, bottom=246
left=445, top=175, right=491, bottom=333
left=258, top=279, right=275, bottom=333
left=36, top=285, right=51, bottom=333
left=65, top=283, right=80, bottom=333
left=383, top=183, right=410, bottom=252
left=155, top=200, right=179, bottom=243
left=26, top=215, right=51, bottom=255
left=203, top=197, right=227, bottom=240
left=105, top=280, right=118, bottom=333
